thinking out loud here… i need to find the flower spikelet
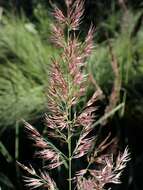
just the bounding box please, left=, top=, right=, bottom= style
left=53, top=6, right=66, bottom=25
left=82, top=25, right=95, bottom=58
left=76, top=147, right=130, bottom=189
left=35, top=149, right=63, bottom=170
left=50, top=23, right=65, bottom=48
left=47, top=59, right=69, bottom=130
left=67, top=0, right=85, bottom=30
left=73, top=128, right=95, bottom=158
left=76, top=177, right=96, bottom=190
left=49, top=0, right=94, bottom=107
left=17, top=162, right=57, bottom=190
left=24, top=121, right=65, bottom=169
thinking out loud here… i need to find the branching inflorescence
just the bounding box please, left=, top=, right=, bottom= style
left=19, top=0, right=130, bottom=189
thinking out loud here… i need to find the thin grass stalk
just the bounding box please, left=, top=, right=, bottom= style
left=68, top=126, right=72, bottom=190
left=67, top=24, right=72, bottom=190
left=15, top=121, right=19, bottom=160
left=120, top=37, right=132, bottom=117
left=0, top=141, right=13, bottom=163
left=92, top=102, right=124, bottom=128
left=15, top=121, right=22, bottom=189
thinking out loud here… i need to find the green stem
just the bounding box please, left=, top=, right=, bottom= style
left=91, top=103, right=124, bottom=129
left=0, top=141, right=13, bottom=163
left=67, top=100, right=72, bottom=190
left=66, top=25, right=73, bottom=190
left=68, top=127, right=72, bottom=190
left=15, top=121, right=19, bottom=160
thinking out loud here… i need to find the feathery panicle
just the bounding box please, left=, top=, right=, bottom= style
left=73, top=136, right=94, bottom=158
left=17, top=162, right=36, bottom=176
left=53, top=0, right=84, bottom=30
left=64, top=37, right=87, bottom=104
left=35, top=149, right=64, bottom=169
left=48, top=59, right=68, bottom=110
left=50, top=23, right=65, bottom=48
left=88, top=156, right=122, bottom=187
left=49, top=59, right=68, bottom=101
left=53, top=6, right=66, bottom=25
left=45, top=114, right=68, bottom=130
left=76, top=106, right=96, bottom=127
left=76, top=89, right=102, bottom=127
left=115, top=147, right=131, bottom=171
left=76, top=147, right=130, bottom=189
left=67, top=0, right=85, bottom=30
left=76, top=177, right=96, bottom=190
left=24, top=121, right=47, bottom=148
left=46, top=58, right=69, bottom=130
left=86, top=89, right=103, bottom=107
left=74, top=89, right=103, bottom=159
left=65, top=0, right=73, bottom=8
left=82, top=25, right=95, bottom=58
left=73, top=128, right=95, bottom=158
left=18, top=162, right=57, bottom=190
left=21, top=0, right=130, bottom=189
left=49, top=0, right=94, bottom=107
left=72, top=91, right=103, bottom=158
left=24, top=121, right=41, bottom=138
left=24, top=121, right=66, bottom=169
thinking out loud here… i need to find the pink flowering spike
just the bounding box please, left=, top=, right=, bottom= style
left=86, top=89, right=103, bottom=107
left=83, top=25, right=95, bottom=58
left=46, top=58, right=70, bottom=130
left=19, top=164, right=57, bottom=190
left=45, top=114, right=68, bottom=130
left=50, top=23, right=65, bottom=48
left=115, top=147, right=131, bottom=171
left=62, top=37, right=87, bottom=103
left=68, top=0, right=85, bottom=30
left=76, top=169, right=87, bottom=176
left=76, top=107, right=96, bottom=128
left=34, top=138, right=68, bottom=169
left=65, top=0, right=73, bottom=8
left=47, top=58, right=68, bottom=108
left=24, top=121, right=48, bottom=148
left=24, top=121, right=47, bottom=148
left=17, top=162, right=36, bottom=176
left=89, top=149, right=131, bottom=187
left=24, top=177, right=43, bottom=189
left=45, top=114, right=56, bottom=129
left=76, top=89, right=103, bottom=128
left=34, top=139, right=47, bottom=149
left=73, top=133, right=95, bottom=158
left=50, top=59, right=68, bottom=97
left=39, top=170, right=57, bottom=189
left=24, top=121, right=40, bottom=138
left=35, top=149, right=63, bottom=169
left=53, top=6, right=66, bottom=25
left=49, top=1, right=91, bottom=106
left=23, top=120, right=67, bottom=169
left=47, top=161, right=64, bottom=170
left=75, top=147, right=130, bottom=189
left=77, top=176, right=96, bottom=190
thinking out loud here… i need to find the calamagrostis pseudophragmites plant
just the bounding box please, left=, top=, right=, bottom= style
left=18, top=0, right=130, bottom=189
